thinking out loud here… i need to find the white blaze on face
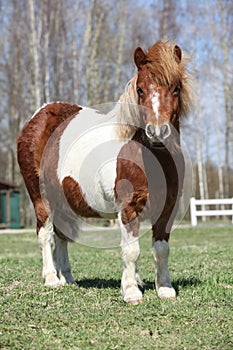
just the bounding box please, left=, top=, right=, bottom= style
left=150, top=88, right=160, bottom=121
left=149, top=88, right=160, bottom=137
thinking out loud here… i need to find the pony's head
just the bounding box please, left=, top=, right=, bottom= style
left=117, top=41, right=192, bottom=146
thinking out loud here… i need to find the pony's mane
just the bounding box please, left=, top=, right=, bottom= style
left=115, top=40, right=192, bottom=139
left=116, top=76, right=140, bottom=139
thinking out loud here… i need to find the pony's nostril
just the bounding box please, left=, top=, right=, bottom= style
left=161, top=124, right=171, bottom=139
left=146, top=123, right=170, bottom=140
left=146, top=124, right=155, bottom=138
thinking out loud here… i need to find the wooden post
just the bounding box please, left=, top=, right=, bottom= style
left=190, top=197, right=197, bottom=227
left=232, top=198, right=233, bottom=224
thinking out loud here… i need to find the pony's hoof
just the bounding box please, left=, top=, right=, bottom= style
left=44, top=273, right=64, bottom=287
left=157, top=286, right=176, bottom=299
left=122, top=286, right=143, bottom=304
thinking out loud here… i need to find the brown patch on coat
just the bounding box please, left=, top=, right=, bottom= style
left=114, top=138, right=149, bottom=236
left=62, top=176, right=101, bottom=218
left=17, top=102, right=82, bottom=233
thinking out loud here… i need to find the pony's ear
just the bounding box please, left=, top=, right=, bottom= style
left=134, top=47, right=147, bottom=69
left=174, top=45, right=182, bottom=63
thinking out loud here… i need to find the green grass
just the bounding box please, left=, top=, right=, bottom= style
left=0, top=226, right=232, bottom=349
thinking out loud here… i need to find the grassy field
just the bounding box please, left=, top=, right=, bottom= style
left=0, top=226, right=232, bottom=349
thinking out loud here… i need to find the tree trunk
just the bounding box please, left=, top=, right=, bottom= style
left=218, top=1, right=232, bottom=198
left=28, top=0, right=41, bottom=108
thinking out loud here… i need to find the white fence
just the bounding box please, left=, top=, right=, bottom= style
left=190, top=197, right=233, bottom=226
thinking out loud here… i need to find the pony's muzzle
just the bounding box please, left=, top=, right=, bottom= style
left=145, top=123, right=171, bottom=142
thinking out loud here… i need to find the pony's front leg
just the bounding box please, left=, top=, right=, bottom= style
left=119, top=213, right=143, bottom=304
left=152, top=230, right=176, bottom=299
left=38, top=217, right=62, bottom=287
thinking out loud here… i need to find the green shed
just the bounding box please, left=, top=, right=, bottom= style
left=0, top=180, right=21, bottom=229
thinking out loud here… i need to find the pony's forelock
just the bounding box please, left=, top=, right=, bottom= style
left=146, top=40, right=193, bottom=118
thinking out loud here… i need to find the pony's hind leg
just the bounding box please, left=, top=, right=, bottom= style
left=38, top=217, right=62, bottom=287
left=152, top=236, right=176, bottom=299
left=53, top=233, right=76, bottom=285
left=119, top=213, right=143, bottom=304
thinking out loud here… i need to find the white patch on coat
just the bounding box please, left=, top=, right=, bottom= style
left=57, top=107, right=130, bottom=217
left=152, top=239, right=176, bottom=299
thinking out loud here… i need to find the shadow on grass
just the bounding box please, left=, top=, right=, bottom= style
left=76, top=276, right=202, bottom=294
left=143, top=277, right=201, bottom=291
left=76, top=278, right=121, bottom=289
left=172, top=277, right=202, bottom=295
left=143, top=277, right=202, bottom=295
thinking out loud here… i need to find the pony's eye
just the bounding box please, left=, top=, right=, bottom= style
left=173, top=85, right=180, bottom=95
left=137, top=87, right=144, bottom=97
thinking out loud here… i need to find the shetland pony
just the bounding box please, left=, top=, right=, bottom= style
left=17, top=41, right=192, bottom=304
